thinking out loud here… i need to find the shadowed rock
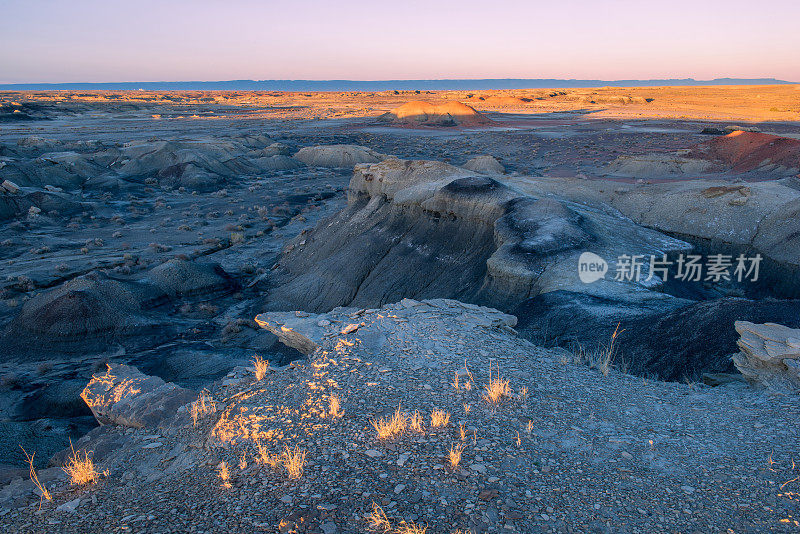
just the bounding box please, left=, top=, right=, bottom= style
left=146, top=258, right=237, bottom=297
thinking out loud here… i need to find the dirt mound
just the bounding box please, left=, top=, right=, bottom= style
left=378, top=101, right=491, bottom=127
left=691, top=131, right=800, bottom=173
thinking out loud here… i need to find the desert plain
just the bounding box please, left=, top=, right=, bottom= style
left=0, top=85, right=800, bottom=533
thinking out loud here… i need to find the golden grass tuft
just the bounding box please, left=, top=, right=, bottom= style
left=397, top=520, right=428, bottom=534
left=409, top=410, right=424, bottom=433
left=251, top=354, right=269, bottom=381
left=190, top=390, right=216, bottom=426
left=328, top=394, right=343, bottom=418
left=483, top=375, right=510, bottom=405
left=255, top=440, right=281, bottom=469
left=218, top=461, right=231, bottom=488
left=238, top=451, right=247, bottom=470
left=281, top=445, right=307, bottom=480
left=62, top=441, right=101, bottom=485
left=448, top=443, right=465, bottom=469
left=367, top=502, right=392, bottom=532
left=371, top=406, right=407, bottom=440
left=430, top=409, right=450, bottom=428
left=20, top=446, right=51, bottom=507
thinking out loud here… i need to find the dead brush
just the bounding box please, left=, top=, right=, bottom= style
left=281, top=445, right=307, bottom=480
left=397, top=520, right=428, bottom=534
left=367, top=502, right=392, bottom=532
left=409, top=410, right=424, bottom=433
left=218, top=461, right=231, bottom=488
left=20, top=446, right=51, bottom=508
left=482, top=366, right=511, bottom=405
left=448, top=443, right=465, bottom=470
left=190, top=390, right=216, bottom=426
left=251, top=354, right=269, bottom=381
left=328, top=394, right=343, bottom=418
left=254, top=440, right=281, bottom=469
left=62, top=440, right=102, bottom=486
left=371, top=405, right=407, bottom=440
left=589, top=322, right=625, bottom=376
left=430, top=409, right=451, bottom=428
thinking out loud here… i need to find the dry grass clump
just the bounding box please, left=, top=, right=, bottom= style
left=366, top=503, right=427, bottom=534
left=409, top=410, right=424, bottom=433
left=190, top=390, right=216, bottom=426
left=251, top=354, right=269, bottom=381
left=20, top=446, right=51, bottom=507
left=482, top=365, right=511, bottom=405
left=281, top=445, right=307, bottom=479
left=367, top=502, right=392, bottom=532
left=62, top=441, right=102, bottom=485
left=371, top=406, right=407, bottom=440
left=448, top=443, right=465, bottom=469
left=218, top=461, right=231, bottom=488
left=397, top=521, right=428, bottom=534
left=430, top=409, right=450, bottom=428
left=254, top=440, right=281, bottom=468
left=328, top=394, right=343, bottom=418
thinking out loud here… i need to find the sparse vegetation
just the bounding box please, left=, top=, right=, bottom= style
left=218, top=461, right=231, bottom=488
left=281, top=445, right=306, bottom=479
left=367, top=502, right=392, bottom=532
left=20, top=446, right=51, bottom=507
left=251, top=354, right=269, bottom=380
left=371, top=405, right=407, bottom=440
left=190, top=390, right=216, bottom=426
left=483, top=372, right=510, bottom=405
left=430, top=408, right=450, bottom=428
left=409, top=410, right=424, bottom=433
left=328, top=394, right=343, bottom=418
left=62, top=441, right=101, bottom=486
left=448, top=443, right=465, bottom=469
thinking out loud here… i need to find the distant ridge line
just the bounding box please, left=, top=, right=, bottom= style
left=0, top=78, right=795, bottom=92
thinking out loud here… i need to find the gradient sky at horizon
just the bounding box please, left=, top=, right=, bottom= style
left=1, top=0, right=799, bottom=83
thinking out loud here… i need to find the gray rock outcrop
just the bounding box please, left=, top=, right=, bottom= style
left=293, top=144, right=385, bottom=168
left=732, top=321, right=800, bottom=392
left=81, top=363, right=197, bottom=429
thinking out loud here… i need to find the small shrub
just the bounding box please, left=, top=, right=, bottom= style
left=251, top=354, right=269, bottom=381
left=430, top=409, right=450, bottom=428
left=62, top=441, right=101, bottom=485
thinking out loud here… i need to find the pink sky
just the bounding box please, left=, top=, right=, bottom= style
left=1, top=0, right=798, bottom=83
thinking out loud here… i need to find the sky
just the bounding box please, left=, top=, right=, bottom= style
left=1, top=0, right=799, bottom=83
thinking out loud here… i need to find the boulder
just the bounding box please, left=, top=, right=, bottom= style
left=293, top=144, right=385, bottom=168
left=732, top=321, right=800, bottom=392
left=81, top=363, right=197, bottom=429
left=378, top=101, right=491, bottom=127
left=462, top=155, right=505, bottom=175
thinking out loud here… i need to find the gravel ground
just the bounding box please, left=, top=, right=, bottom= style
left=2, top=298, right=799, bottom=533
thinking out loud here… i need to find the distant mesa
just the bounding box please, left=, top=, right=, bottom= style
left=378, top=101, right=491, bottom=127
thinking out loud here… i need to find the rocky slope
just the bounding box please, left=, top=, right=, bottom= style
left=2, top=299, right=798, bottom=533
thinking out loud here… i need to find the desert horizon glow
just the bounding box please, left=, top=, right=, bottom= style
left=1, top=0, right=799, bottom=84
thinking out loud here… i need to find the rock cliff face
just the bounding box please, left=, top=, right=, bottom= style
left=264, top=158, right=688, bottom=314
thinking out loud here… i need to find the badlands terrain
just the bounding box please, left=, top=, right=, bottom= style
left=1, top=85, right=800, bottom=532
